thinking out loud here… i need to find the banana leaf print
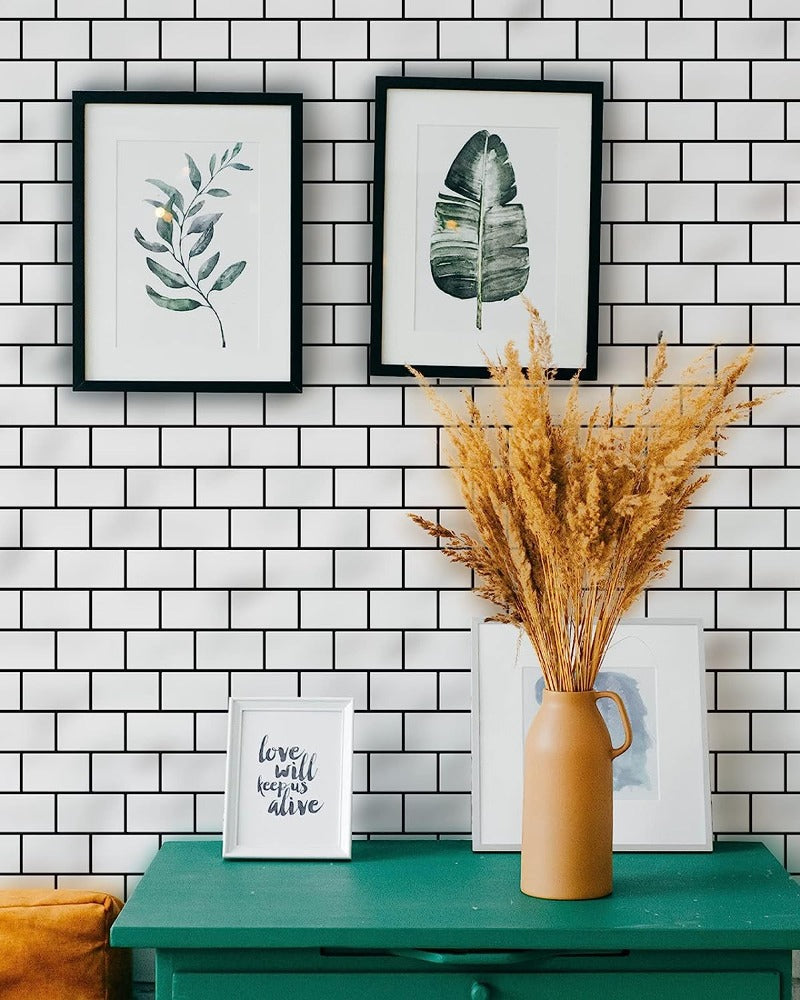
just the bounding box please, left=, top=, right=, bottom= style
left=133, top=143, right=253, bottom=347
left=430, top=130, right=530, bottom=330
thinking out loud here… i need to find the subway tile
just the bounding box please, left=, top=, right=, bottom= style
left=717, top=19, right=784, bottom=59
left=370, top=753, right=436, bottom=792
left=57, top=631, right=124, bottom=672
left=336, top=630, right=402, bottom=671
left=92, top=20, right=158, bottom=58
left=267, top=549, right=332, bottom=589
left=440, top=20, right=506, bottom=59
left=647, top=18, right=715, bottom=58
left=197, top=631, right=264, bottom=671
left=197, top=59, right=264, bottom=91
left=198, top=0, right=262, bottom=13
left=231, top=19, right=298, bottom=59
left=0, top=64, right=55, bottom=101
left=55, top=60, right=124, bottom=99
left=405, top=793, right=470, bottom=834
left=231, top=589, right=298, bottom=629
left=682, top=60, right=750, bottom=99
left=753, top=62, right=800, bottom=100
left=371, top=20, right=438, bottom=58
left=58, top=549, right=124, bottom=589
left=126, top=61, right=195, bottom=91
left=613, top=142, right=680, bottom=181
left=300, top=589, right=366, bottom=629
left=302, top=20, right=366, bottom=58
left=127, top=713, right=194, bottom=752
left=301, top=670, right=367, bottom=707
left=718, top=102, right=785, bottom=141
left=92, top=590, right=159, bottom=630
left=612, top=60, right=680, bottom=100
left=161, top=19, right=229, bottom=59
left=57, top=714, right=123, bottom=752
left=161, top=590, right=229, bottom=630
left=22, top=509, right=89, bottom=548
left=580, top=19, right=644, bottom=58
left=57, top=794, right=124, bottom=834
left=648, top=102, right=714, bottom=141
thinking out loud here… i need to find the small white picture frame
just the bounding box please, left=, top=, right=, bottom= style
left=223, top=697, right=354, bottom=860
left=472, top=619, right=712, bottom=853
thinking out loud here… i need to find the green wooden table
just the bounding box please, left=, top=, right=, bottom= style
left=112, top=839, right=800, bottom=1000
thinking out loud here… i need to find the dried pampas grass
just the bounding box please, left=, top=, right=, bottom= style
left=410, top=302, right=760, bottom=692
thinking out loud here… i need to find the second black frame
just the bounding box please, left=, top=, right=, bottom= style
left=370, top=77, right=603, bottom=381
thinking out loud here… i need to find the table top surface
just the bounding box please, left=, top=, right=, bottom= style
left=111, top=839, right=800, bottom=951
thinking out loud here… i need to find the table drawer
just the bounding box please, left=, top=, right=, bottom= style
left=172, top=970, right=779, bottom=1000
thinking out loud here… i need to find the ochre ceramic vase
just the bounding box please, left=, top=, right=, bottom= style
left=520, top=689, right=632, bottom=900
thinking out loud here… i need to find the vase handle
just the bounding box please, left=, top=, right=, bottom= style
left=594, top=690, right=633, bottom=759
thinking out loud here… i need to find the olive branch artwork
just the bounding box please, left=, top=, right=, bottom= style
left=133, top=143, right=252, bottom=348
left=430, top=129, right=530, bottom=331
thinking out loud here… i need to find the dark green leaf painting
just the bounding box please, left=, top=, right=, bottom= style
left=430, top=130, right=530, bottom=330
left=133, top=143, right=252, bottom=348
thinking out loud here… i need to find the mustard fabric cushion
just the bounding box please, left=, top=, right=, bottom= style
left=0, top=889, right=131, bottom=1000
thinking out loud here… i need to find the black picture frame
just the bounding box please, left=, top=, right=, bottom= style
left=370, top=77, right=603, bottom=382
left=73, top=91, right=303, bottom=393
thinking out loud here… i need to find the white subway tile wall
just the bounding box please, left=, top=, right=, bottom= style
left=0, top=4, right=795, bottom=900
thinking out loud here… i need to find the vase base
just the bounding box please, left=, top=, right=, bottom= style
left=519, top=878, right=612, bottom=900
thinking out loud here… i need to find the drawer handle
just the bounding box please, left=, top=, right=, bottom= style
left=471, top=983, right=490, bottom=1000
left=388, top=949, right=539, bottom=966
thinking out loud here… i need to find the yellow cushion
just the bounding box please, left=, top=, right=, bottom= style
left=0, top=889, right=130, bottom=1000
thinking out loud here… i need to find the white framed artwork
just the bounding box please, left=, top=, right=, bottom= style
left=472, top=619, right=712, bottom=853
left=223, top=697, right=354, bottom=860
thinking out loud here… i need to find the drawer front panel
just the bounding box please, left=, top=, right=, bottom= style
left=172, top=970, right=779, bottom=1000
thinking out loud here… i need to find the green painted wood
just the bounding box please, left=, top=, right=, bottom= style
left=170, top=971, right=780, bottom=1000
left=110, top=839, right=800, bottom=952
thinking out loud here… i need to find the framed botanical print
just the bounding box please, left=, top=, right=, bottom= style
left=370, top=77, right=603, bottom=380
left=73, top=92, right=302, bottom=392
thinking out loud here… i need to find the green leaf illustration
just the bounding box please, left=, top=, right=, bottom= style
left=146, top=178, right=184, bottom=214
left=134, top=228, right=168, bottom=253
left=185, top=153, right=202, bottom=191
left=430, top=129, right=529, bottom=330
left=198, top=251, right=220, bottom=283
left=211, top=260, right=246, bottom=292
left=136, top=144, right=254, bottom=349
left=156, top=214, right=173, bottom=245
left=186, top=212, right=222, bottom=235
left=189, top=225, right=214, bottom=259
left=146, top=256, right=188, bottom=289
left=145, top=285, right=202, bottom=311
